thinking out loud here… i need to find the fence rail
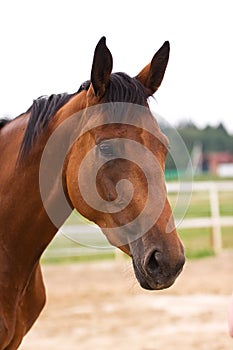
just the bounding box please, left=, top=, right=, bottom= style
left=167, top=181, right=233, bottom=254
left=43, top=181, right=233, bottom=259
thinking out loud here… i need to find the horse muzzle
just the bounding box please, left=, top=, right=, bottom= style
left=132, top=248, right=185, bottom=290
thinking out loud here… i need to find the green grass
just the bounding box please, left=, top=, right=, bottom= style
left=64, top=210, right=88, bottom=225
left=173, top=186, right=233, bottom=259
left=193, top=174, right=233, bottom=182
left=42, top=252, right=116, bottom=264
left=41, top=231, right=116, bottom=264
left=168, top=192, right=210, bottom=218
left=168, top=191, right=233, bottom=218
left=179, top=226, right=233, bottom=259
left=219, top=192, right=233, bottom=216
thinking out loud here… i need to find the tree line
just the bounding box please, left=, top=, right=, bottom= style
left=161, top=121, right=233, bottom=170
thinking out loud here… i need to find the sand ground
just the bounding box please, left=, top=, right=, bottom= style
left=20, top=251, right=233, bottom=350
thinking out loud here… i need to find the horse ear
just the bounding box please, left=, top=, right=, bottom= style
left=136, top=41, right=170, bottom=96
left=90, top=37, right=113, bottom=98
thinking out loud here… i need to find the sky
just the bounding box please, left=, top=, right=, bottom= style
left=0, top=0, right=232, bottom=133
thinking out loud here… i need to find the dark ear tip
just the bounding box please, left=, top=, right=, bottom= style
left=163, top=41, right=170, bottom=51
left=98, top=36, right=107, bottom=46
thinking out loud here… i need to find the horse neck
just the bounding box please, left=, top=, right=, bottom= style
left=0, top=92, right=87, bottom=271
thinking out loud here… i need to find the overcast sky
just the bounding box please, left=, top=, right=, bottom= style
left=0, top=0, right=232, bottom=132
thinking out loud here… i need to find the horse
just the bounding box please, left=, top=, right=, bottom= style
left=0, top=37, right=185, bottom=349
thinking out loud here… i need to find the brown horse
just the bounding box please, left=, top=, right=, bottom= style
left=0, top=37, right=185, bottom=349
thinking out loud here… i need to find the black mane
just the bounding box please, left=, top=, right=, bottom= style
left=0, top=118, right=10, bottom=129
left=104, top=73, right=148, bottom=105
left=3, top=73, right=147, bottom=162
left=18, top=80, right=94, bottom=161
left=19, top=93, right=76, bottom=160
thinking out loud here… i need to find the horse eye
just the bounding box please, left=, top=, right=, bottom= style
left=99, top=142, right=114, bottom=157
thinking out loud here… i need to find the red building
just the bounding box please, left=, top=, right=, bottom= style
left=202, top=152, right=233, bottom=175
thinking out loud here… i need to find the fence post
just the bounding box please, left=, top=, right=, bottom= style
left=209, top=183, right=222, bottom=254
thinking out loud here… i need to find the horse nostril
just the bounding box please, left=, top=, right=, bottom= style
left=146, top=250, right=161, bottom=274
left=145, top=250, right=185, bottom=279
left=154, top=251, right=162, bottom=262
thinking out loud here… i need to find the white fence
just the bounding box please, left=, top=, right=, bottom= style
left=43, top=181, right=233, bottom=259
left=167, top=181, right=233, bottom=254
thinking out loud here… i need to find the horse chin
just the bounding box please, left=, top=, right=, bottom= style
left=137, top=277, right=175, bottom=291
left=132, top=258, right=177, bottom=291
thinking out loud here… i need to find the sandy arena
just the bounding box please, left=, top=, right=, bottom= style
left=20, top=251, right=233, bottom=350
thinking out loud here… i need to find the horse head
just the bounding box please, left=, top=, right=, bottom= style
left=63, top=37, right=185, bottom=290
